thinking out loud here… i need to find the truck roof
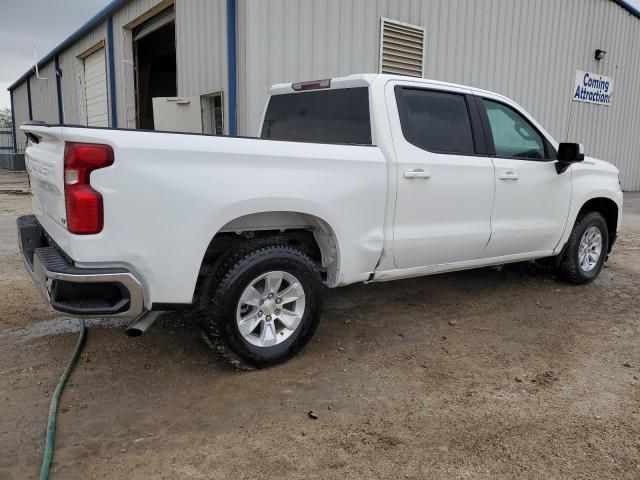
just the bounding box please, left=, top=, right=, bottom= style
left=269, top=73, right=513, bottom=105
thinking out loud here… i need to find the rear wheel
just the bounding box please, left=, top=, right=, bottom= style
left=557, top=212, right=609, bottom=284
left=197, top=241, right=323, bottom=369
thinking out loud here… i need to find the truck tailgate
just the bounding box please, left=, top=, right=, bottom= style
left=22, top=125, right=68, bottom=241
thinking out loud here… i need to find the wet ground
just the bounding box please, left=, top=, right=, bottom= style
left=1, top=169, right=639, bottom=479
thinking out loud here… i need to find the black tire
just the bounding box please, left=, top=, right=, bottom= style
left=196, top=240, right=323, bottom=369
left=557, top=211, right=609, bottom=284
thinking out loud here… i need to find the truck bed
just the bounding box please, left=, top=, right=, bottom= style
left=22, top=123, right=388, bottom=307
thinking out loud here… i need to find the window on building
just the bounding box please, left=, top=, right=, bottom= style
left=201, top=92, right=224, bottom=135
left=261, top=87, right=372, bottom=145
left=379, top=18, right=425, bottom=77
left=482, top=99, right=545, bottom=160
left=395, top=87, right=475, bottom=155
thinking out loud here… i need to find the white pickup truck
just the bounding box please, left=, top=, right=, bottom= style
left=18, top=74, right=623, bottom=368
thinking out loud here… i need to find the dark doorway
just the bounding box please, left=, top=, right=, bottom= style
left=134, top=8, right=177, bottom=130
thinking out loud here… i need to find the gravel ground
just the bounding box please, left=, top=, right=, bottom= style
left=1, top=170, right=639, bottom=479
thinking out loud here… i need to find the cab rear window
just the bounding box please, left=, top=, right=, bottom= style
left=261, top=87, right=372, bottom=145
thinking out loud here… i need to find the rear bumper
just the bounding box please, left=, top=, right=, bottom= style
left=17, top=215, right=144, bottom=317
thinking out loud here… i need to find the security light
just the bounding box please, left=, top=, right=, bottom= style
left=595, top=49, right=607, bottom=60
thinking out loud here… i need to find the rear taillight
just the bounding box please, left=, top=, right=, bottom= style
left=64, top=142, right=114, bottom=234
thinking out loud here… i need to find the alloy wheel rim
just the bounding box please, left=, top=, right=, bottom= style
left=578, top=226, right=603, bottom=273
left=235, top=271, right=306, bottom=347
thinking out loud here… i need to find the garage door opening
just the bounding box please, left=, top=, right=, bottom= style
left=133, top=6, right=176, bottom=130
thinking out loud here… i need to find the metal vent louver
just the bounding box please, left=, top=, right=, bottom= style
left=379, top=18, right=425, bottom=77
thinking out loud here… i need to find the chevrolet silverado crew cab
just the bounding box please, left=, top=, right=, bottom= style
left=18, top=74, right=623, bottom=368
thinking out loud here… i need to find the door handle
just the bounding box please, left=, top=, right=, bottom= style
left=499, top=171, right=519, bottom=181
left=403, top=169, right=431, bottom=179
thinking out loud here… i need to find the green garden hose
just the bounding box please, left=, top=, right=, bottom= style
left=39, top=318, right=87, bottom=480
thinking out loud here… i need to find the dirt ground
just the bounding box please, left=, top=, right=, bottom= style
left=0, top=169, right=639, bottom=479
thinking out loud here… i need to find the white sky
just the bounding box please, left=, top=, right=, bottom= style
left=1, top=0, right=640, bottom=111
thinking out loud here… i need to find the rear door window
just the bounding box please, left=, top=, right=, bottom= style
left=261, top=87, right=372, bottom=145
left=394, top=87, right=476, bottom=155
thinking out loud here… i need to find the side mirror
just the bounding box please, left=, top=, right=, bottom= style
left=556, top=142, right=585, bottom=173
left=557, top=142, right=585, bottom=162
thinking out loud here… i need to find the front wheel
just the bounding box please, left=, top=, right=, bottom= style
left=197, top=242, right=323, bottom=369
left=557, top=212, right=609, bottom=284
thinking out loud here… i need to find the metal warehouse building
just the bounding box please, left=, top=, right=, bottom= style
left=7, top=0, right=640, bottom=190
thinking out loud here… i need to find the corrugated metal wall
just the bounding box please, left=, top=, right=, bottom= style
left=566, top=1, right=640, bottom=191
left=237, top=0, right=381, bottom=135
left=58, top=24, right=108, bottom=125
left=28, top=62, right=59, bottom=124
left=175, top=0, right=229, bottom=131
left=239, top=0, right=640, bottom=190
left=11, top=82, right=30, bottom=153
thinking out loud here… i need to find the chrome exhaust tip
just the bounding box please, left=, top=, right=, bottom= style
left=126, top=311, right=164, bottom=337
